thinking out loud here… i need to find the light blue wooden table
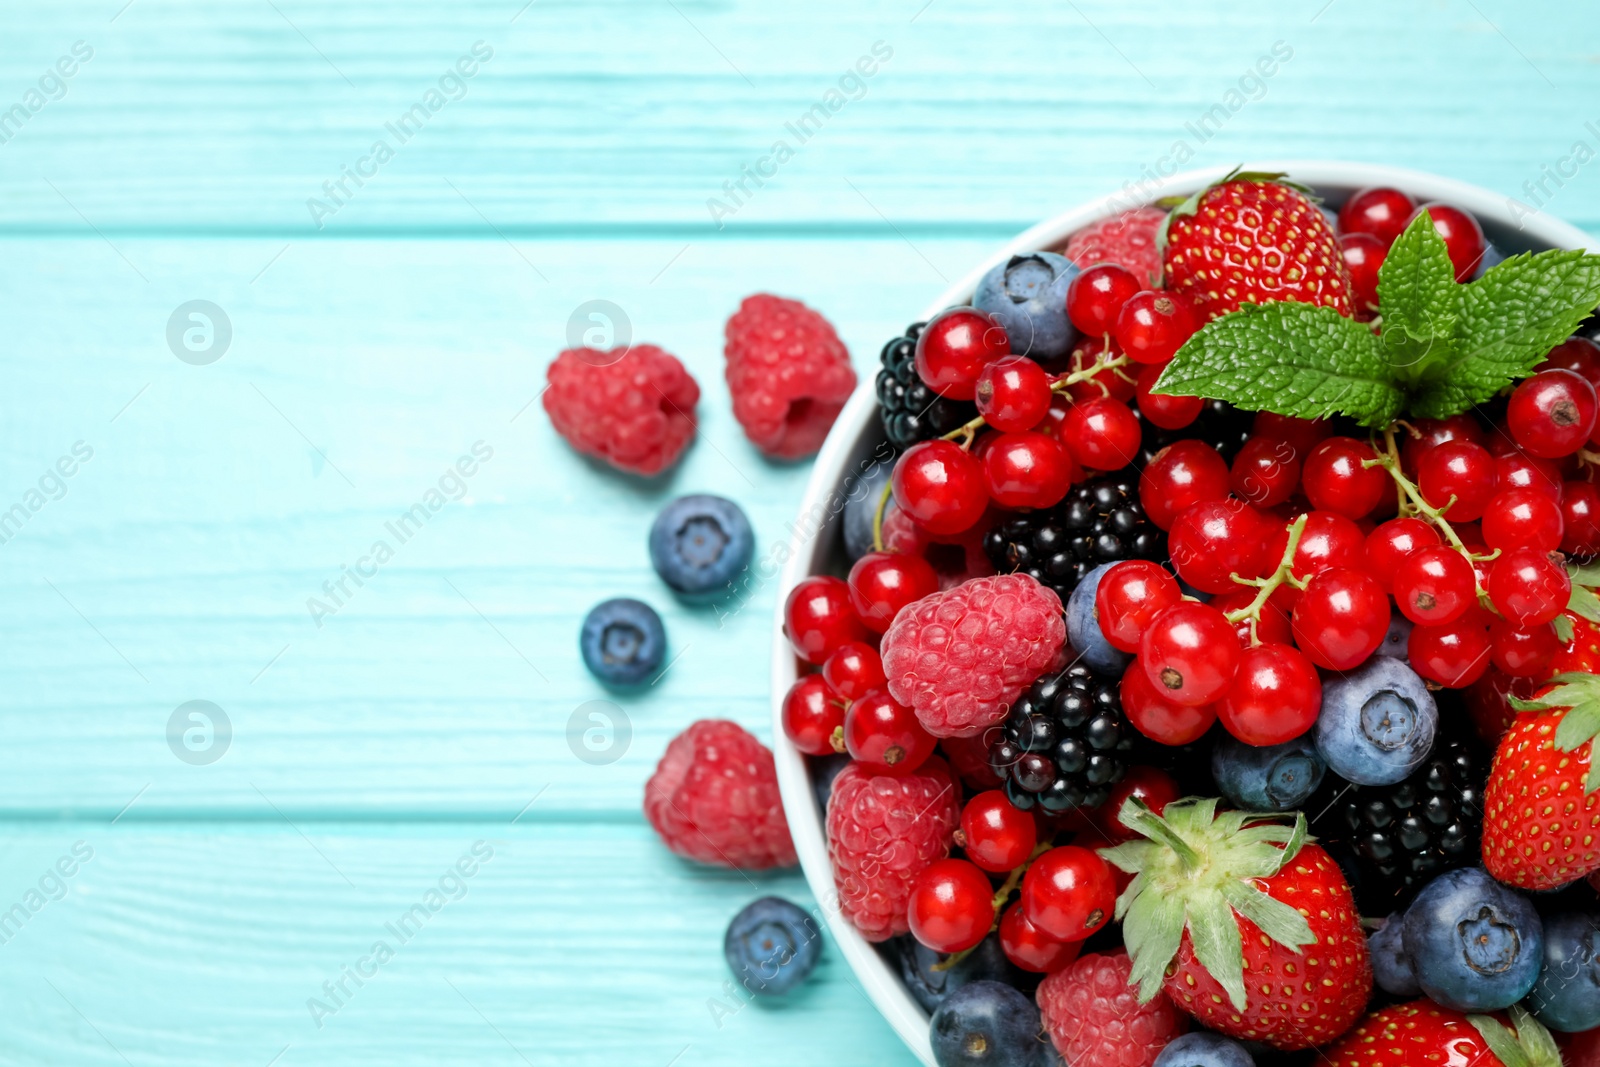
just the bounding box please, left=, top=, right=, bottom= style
left=2, top=2, right=1598, bottom=1063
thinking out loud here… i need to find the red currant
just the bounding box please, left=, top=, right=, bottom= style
left=1507, top=368, right=1598, bottom=459
left=1538, top=336, right=1600, bottom=391
left=1036, top=392, right=1073, bottom=441
left=821, top=640, right=886, bottom=700
left=848, top=550, right=939, bottom=633
left=843, top=690, right=935, bottom=776
left=1251, top=412, right=1331, bottom=455
left=1066, top=264, right=1140, bottom=338
left=780, top=673, right=844, bottom=755
left=1409, top=202, right=1486, bottom=281
left=1064, top=397, right=1141, bottom=472
left=1416, top=440, right=1496, bottom=521
left=784, top=576, right=867, bottom=664
left=1409, top=617, right=1491, bottom=688
left=1268, top=510, right=1366, bottom=581
left=1139, top=602, right=1241, bottom=707
left=1230, top=436, right=1302, bottom=507
left=915, top=307, right=1010, bottom=400
left=1494, top=449, right=1563, bottom=503
left=1488, top=547, right=1571, bottom=627
left=1113, top=289, right=1197, bottom=365
left=1488, top=615, right=1560, bottom=678
left=975, top=355, right=1052, bottom=433
left=892, top=440, right=988, bottom=536
left=1121, top=659, right=1218, bottom=745
left=1134, top=363, right=1203, bottom=430
left=1096, top=766, right=1180, bottom=841
left=1211, top=586, right=1296, bottom=647
left=1139, top=440, right=1231, bottom=531
left=1290, top=566, right=1390, bottom=670
left=1482, top=487, right=1564, bottom=552
left=1060, top=335, right=1135, bottom=402
left=1168, top=498, right=1270, bottom=594
left=959, top=790, right=1038, bottom=874
left=982, top=431, right=1076, bottom=510
left=908, top=858, right=996, bottom=954
left=1302, top=437, right=1389, bottom=520
left=998, top=901, right=1079, bottom=974
left=1095, top=560, right=1181, bottom=653
left=1339, top=186, right=1416, bottom=247
left=1019, top=845, right=1115, bottom=943
left=1401, top=415, right=1485, bottom=474
left=1365, top=517, right=1442, bottom=591
left=1392, top=545, right=1477, bottom=626
left=1340, top=232, right=1385, bottom=320
left=1562, top=481, right=1600, bottom=556
left=1217, top=643, right=1321, bottom=747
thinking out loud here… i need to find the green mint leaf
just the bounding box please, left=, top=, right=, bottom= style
left=1154, top=302, right=1404, bottom=427
left=1378, top=213, right=1458, bottom=383
left=1410, top=248, right=1600, bottom=418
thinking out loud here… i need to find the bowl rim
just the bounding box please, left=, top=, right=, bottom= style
left=769, top=160, right=1597, bottom=1066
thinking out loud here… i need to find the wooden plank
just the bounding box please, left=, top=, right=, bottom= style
left=0, top=821, right=917, bottom=1065
left=1, top=1, right=1598, bottom=229
left=0, top=234, right=993, bottom=817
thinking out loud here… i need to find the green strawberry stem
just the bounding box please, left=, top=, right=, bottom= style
left=1467, top=1004, right=1564, bottom=1067
left=1222, top=512, right=1309, bottom=644
left=940, top=349, right=1131, bottom=448
left=931, top=839, right=1053, bottom=973
left=1362, top=438, right=1499, bottom=605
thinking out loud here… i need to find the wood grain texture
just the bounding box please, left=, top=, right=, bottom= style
left=2, top=0, right=1600, bottom=1063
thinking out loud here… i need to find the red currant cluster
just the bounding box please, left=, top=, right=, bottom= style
left=891, top=264, right=1207, bottom=534
left=1336, top=186, right=1488, bottom=317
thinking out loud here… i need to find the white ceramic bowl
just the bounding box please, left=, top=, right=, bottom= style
left=769, top=162, right=1597, bottom=1066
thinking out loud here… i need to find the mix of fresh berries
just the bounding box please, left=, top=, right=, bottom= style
left=767, top=175, right=1600, bottom=1064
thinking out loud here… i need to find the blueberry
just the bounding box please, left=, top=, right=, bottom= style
left=649, top=494, right=754, bottom=603
left=842, top=457, right=895, bottom=562
left=1528, top=910, right=1600, bottom=1032
left=973, top=252, right=1079, bottom=363
left=897, top=933, right=1030, bottom=1013
left=811, top=752, right=851, bottom=813
left=1474, top=241, right=1506, bottom=279
left=1402, top=867, right=1544, bottom=1012
left=579, top=598, right=665, bottom=686
left=1152, top=1032, right=1255, bottom=1067
left=928, top=980, right=1046, bottom=1067
left=1369, top=913, right=1420, bottom=996
left=724, top=896, right=822, bottom=996
left=1065, top=562, right=1132, bottom=676
left=1211, top=735, right=1325, bottom=812
left=1315, top=657, right=1437, bottom=786
left=1376, top=614, right=1412, bottom=659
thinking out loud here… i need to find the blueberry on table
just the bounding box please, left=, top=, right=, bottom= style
left=1368, top=913, right=1420, bottom=997
left=1527, top=910, right=1600, bottom=1032
left=579, top=598, right=665, bottom=686
left=973, top=252, right=1079, bottom=364
left=649, top=494, right=754, bottom=603
left=1401, top=866, right=1544, bottom=1012
left=928, top=979, right=1046, bottom=1067
left=1314, top=656, right=1437, bottom=786
left=1210, top=734, right=1324, bottom=813
left=1152, top=1032, right=1256, bottom=1067
left=723, top=896, right=821, bottom=996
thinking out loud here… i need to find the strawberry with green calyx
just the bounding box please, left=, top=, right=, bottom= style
left=1323, top=1001, right=1563, bottom=1067
left=1482, top=670, right=1600, bottom=890
left=1101, top=797, right=1371, bottom=1051
left=1160, top=170, right=1352, bottom=322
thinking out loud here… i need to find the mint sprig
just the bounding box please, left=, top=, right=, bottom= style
left=1153, top=209, right=1600, bottom=426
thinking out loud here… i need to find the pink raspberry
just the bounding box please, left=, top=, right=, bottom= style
left=881, top=573, right=1066, bottom=738
left=825, top=757, right=959, bottom=942
left=1065, top=207, right=1167, bottom=286
left=1038, top=951, right=1188, bottom=1067
left=723, top=294, right=857, bottom=460
left=644, top=719, right=796, bottom=870
left=543, top=344, right=699, bottom=476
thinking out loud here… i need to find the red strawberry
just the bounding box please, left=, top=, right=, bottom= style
left=1482, top=671, right=1600, bottom=890
left=1553, top=612, right=1600, bottom=674
left=1102, top=798, right=1370, bottom=1051
left=1036, top=949, right=1188, bottom=1067
left=1323, top=1001, right=1563, bottom=1067
left=1161, top=173, right=1352, bottom=321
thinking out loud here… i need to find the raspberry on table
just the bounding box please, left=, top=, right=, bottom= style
left=1037, top=950, right=1188, bottom=1067
left=881, top=573, right=1067, bottom=738
left=644, top=719, right=796, bottom=870
left=1064, top=206, right=1167, bottom=286
left=724, top=294, right=857, bottom=460
left=825, top=757, right=960, bottom=942
left=543, top=344, right=699, bottom=476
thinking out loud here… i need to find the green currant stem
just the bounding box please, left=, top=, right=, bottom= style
left=1363, top=448, right=1501, bottom=605
left=1223, top=513, right=1309, bottom=645
left=939, top=352, right=1133, bottom=448
left=1381, top=425, right=1409, bottom=516
left=930, top=839, right=1053, bottom=973
left=871, top=479, right=893, bottom=552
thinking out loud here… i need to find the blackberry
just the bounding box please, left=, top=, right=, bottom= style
left=1138, top=398, right=1252, bottom=467
left=1308, top=725, right=1486, bottom=912
left=875, top=321, right=977, bottom=451
left=981, top=471, right=1165, bottom=601
left=987, top=663, right=1136, bottom=814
